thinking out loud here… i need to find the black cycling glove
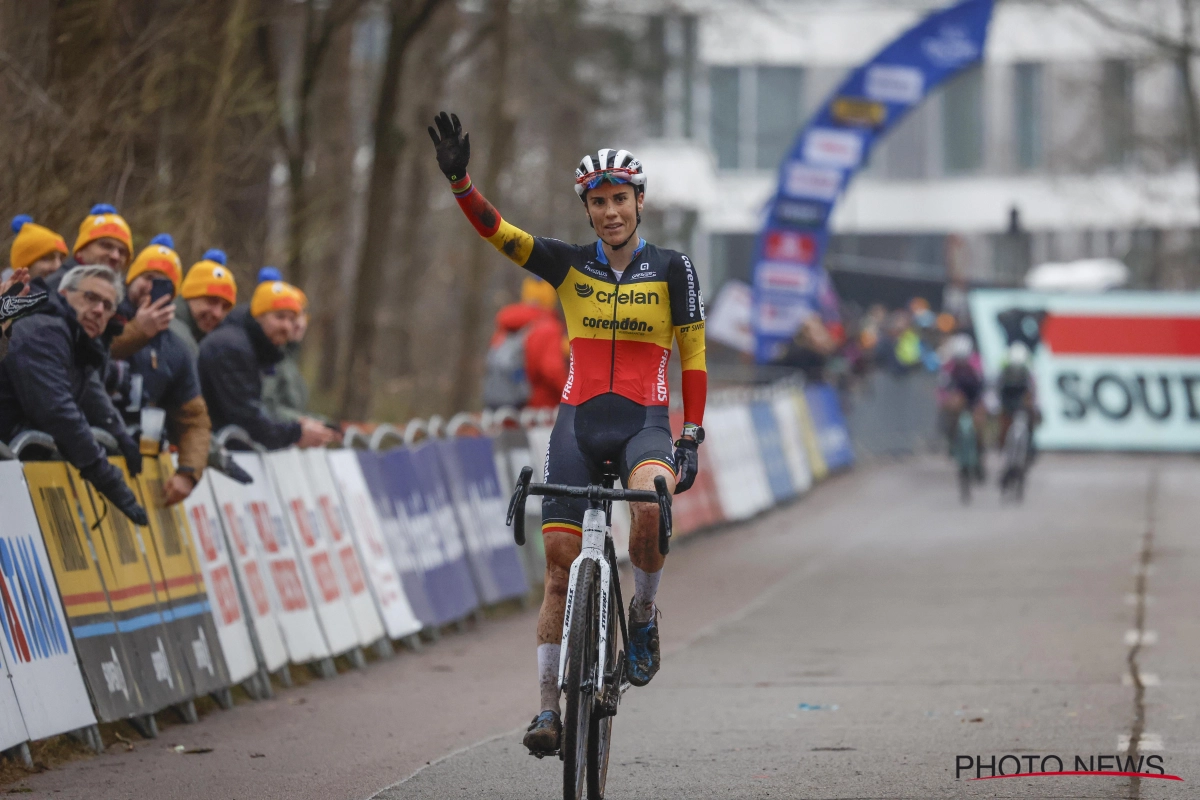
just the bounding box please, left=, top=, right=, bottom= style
left=427, top=111, right=471, bottom=182
left=0, top=286, right=48, bottom=326
left=79, top=459, right=149, bottom=526
left=673, top=438, right=699, bottom=494
left=115, top=429, right=143, bottom=477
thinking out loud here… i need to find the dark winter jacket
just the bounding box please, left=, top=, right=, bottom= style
left=115, top=328, right=212, bottom=478
left=44, top=259, right=152, bottom=360
left=198, top=306, right=301, bottom=450
left=0, top=290, right=146, bottom=524
left=169, top=296, right=206, bottom=359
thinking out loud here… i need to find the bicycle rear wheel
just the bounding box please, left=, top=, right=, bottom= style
left=587, top=571, right=617, bottom=798
left=562, top=560, right=597, bottom=800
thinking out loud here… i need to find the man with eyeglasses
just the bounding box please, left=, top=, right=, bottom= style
left=0, top=265, right=149, bottom=525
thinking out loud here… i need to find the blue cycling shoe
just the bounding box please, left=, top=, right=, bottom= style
left=626, top=608, right=661, bottom=687
left=523, top=710, right=561, bottom=757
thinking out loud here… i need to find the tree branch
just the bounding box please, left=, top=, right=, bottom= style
left=1062, top=0, right=1188, bottom=54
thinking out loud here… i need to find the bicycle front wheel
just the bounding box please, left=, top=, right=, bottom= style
left=587, top=569, right=617, bottom=798
left=562, top=559, right=597, bottom=800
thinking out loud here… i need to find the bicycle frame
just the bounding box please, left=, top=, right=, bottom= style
left=559, top=505, right=613, bottom=695
left=506, top=465, right=672, bottom=707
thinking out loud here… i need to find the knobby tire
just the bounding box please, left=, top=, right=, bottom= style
left=587, top=566, right=616, bottom=798
left=562, top=560, right=597, bottom=800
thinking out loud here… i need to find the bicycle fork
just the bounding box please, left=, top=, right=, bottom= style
left=558, top=507, right=611, bottom=698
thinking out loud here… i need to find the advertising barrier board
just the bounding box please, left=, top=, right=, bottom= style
left=322, top=450, right=421, bottom=640
left=264, top=450, right=360, bottom=656
left=803, top=384, right=854, bottom=471
left=750, top=400, right=798, bottom=503
left=217, top=455, right=324, bottom=666
left=382, top=447, right=477, bottom=626
left=969, top=290, right=1200, bottom=451
left=297, top=450, right=386, bottom=647
left=0, top=462, right=97, bottom=739
left=74, top=459, right=192, bottom=712
left=705, top=404, right=773, bottom=520
left=134, top=457, right=230, bottom=696
left=182, top=472, right=259, bottom=685
left=771, top=391, right=814, bottom=495
left=445, top=438, right=528, bottom=604
left=355, top=451, right=436, bottom=628
left=22, top=462, right=147, bottom=720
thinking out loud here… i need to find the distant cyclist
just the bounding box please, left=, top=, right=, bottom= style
left=429, top=112, right=707, bottom=756
left=937, top=333, right=985, bottom=479
left=997, top=341, right=1039, bottom=455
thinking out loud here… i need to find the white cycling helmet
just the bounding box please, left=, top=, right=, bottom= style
left=575, top=149, right=646, bottom=201
left=1007, top=341, right=1030, bottom=366
left=947, top=333, right=974, bottom=361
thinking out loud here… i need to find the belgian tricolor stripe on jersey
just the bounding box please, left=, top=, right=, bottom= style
left=451, top=173, right=707, bottom=425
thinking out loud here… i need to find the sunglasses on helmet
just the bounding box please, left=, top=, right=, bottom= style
left=576, top=168, right=636, bottom=190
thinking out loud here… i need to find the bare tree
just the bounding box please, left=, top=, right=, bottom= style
left=448, top=0, right=514, bottom=413
left=340, top=0, right=450, bottom=421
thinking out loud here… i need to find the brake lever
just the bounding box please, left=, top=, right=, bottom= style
left=507, top=466, right=533, bottom=546
left=653, top=475, right=672, bottom=556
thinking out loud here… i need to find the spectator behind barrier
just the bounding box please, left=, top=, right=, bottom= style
left=0, top=265, right=148, bottom=524
left=8, top=214, right=67, bottom=281
left=198, top=280, right=336, bottom=450
left=483, top=276, right=568, bottom=410
left=172, top=249, right=237, bottom=358
left=38, top=204, right=175, bottom=362
left=258, top=269, right=328, bottom=425
left=113, top=234, right=212, bottom=505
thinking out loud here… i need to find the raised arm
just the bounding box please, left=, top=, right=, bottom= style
left=429, top=111, right=571, bottom=286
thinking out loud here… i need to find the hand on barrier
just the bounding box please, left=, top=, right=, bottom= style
left=115, top=429, right=143, bottom=477
left=134, top=292, right=175, bottom=337
left=298, top=417, right=337, bottom=448
left=672, top=437, right=699, bottom=494
left=427, top=111, right=470, bottom=182
left=162, top=471, right=196, bottom=506
left=79, top=458, right=149, bottom=526
left=209, top=449, right=254, bottom=484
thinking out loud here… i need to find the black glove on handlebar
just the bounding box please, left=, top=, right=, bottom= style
left=673, top=438, right=699, bottom=494
left=115, top=430, right=143, bottom=477
left=427, top=111, right=471, bottom=182
left=79, top=459, right=149, bottom=526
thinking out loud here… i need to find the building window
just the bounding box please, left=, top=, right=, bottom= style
left=710, top=65, right=805, bottom=171
left=1013, top=62, right=1043, bottom=170
left=1102, top=59, right=1133, bottom=166
left=755, top=67, right=805, bottom=169
left=942, top=65, right=984, bottom=174
left=710, top=67, right=740, bottom=169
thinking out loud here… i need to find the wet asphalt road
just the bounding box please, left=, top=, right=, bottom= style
left=15, top=454, right=1199, bottom=800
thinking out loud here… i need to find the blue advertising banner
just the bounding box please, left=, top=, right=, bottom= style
left=804, top=385, right=856, bottom=471
left=454, top=437, right=528, bottom=602
left=748, top=401, right=797, bottom=503
left=751, top=0, right=995, bottom=362
left=356, top=451, right=437, bottom=628
left=396, top=445, right=480, bottom=625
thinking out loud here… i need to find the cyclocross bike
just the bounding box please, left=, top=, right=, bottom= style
left=999, top=408, right=1030, bottom=503
left=507, top=463, right=673, bottom=800
left=953, top=409, right=979, bottom=505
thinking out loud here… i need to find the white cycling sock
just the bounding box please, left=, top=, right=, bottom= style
left=538, top=643, right=561, bottom=713
left=630, top=566, right=662, bottom=623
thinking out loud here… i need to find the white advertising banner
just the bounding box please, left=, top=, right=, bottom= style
left=264, top=450, right=361, bottom=655
left=182, top=474, right=259, bottom=685
left=298, top=451, right=387, bottom=647
left=969, top=290, right=1200, bottom=451
left=318, top=450, right=420, bottom=641
left=705, top=404, right=773, bottom=520
left=0, top=462, right=97, bottom=741
left=216, top=455, right=324, bottom=667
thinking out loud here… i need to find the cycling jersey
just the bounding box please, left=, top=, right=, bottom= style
left=449, top=174, right=707, bottom=425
